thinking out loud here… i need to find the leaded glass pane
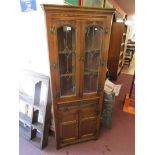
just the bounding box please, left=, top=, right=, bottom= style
left=83, top=26, right=103, bottom=93
left=57, top=26, right=76, bottom=97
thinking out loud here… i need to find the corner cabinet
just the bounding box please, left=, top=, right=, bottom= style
left=42, top=4, right=115, bottom=149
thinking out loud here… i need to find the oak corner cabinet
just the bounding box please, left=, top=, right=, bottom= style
left=42, top=4, right=115, bottom=149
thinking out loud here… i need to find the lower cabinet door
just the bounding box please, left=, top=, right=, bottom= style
left=79, top=102, right=98, bottom=140
left=58, top=105, right=79, bottom=146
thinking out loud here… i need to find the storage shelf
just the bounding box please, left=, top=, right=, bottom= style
left=33, top=102, right=45, bottom=111
left=119, top=59, right=123, bottom=66
left=120, top=51, right=124, bottom=57
left=123, top=33, right=126, bottom=36
left=30, top=137, right=41, bottom=148
left=20, top=93, right=45, bottom=111
left=19, top=112, right=31, bottom=125
left=119, top=60, right=123, bottom=67
left=32, top=122, right=43, bottom=132
left=19, top=123, right=31, bottom=140
left=117, top=67, right=122, bottom=75
left=19, top=93, right=33, bottom=105
left=121, top=43, right=125, bottom=46
left=19, top=69, right=51, bottom=149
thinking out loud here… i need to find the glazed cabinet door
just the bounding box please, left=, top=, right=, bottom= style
left=79, top=100, right=98, bottom=140
left=80, top=21, right=107, bottom=97
left=58, top=103, right=79, bottom=146
left=51, top=19, right=80, bottom=100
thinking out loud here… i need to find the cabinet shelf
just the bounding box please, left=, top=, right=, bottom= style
left=60, top=73, right=75, bottom=77
left=84, top=68, right=98, bottom=73
left=58, top=50, right=75, bottom=54
left=85, top=49, right=100, bottom=53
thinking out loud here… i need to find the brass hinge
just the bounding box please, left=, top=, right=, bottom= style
left=50, top=26, right=56, bottom=34
left=100, top=60, right=107, bottom=66
left=52, top=63, right=58, bottom=69
left=104, top=27, right=109, bottom=34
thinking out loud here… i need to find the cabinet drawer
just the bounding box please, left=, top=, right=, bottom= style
left=80, top=99, right=98, bottom=115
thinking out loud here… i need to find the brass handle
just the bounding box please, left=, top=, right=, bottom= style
left=50, top=26, right=55, bottom=33
left=52, top=63, right=58, bottom=69
left=104, top=27, right=109, bottom=34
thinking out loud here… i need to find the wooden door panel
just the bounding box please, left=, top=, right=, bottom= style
left=60, top=121, right=78, bottom=143
left=58, top=104, right=79, bottom=144
left=79, top=117, right=97, bottom=138
left=79, top=100, right=98, bottom=139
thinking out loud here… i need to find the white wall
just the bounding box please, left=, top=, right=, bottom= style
left=17, top=0, right=64, bottom=75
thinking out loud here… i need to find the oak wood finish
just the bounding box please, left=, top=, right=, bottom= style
left=42, top=4, right=115, bottom=148
left=107, top=22, right=128, bottom=80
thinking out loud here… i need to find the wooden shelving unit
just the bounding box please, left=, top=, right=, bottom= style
left=107, top=22, right=129, bottom=80
left=19, top=69, right=51, bottom=149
